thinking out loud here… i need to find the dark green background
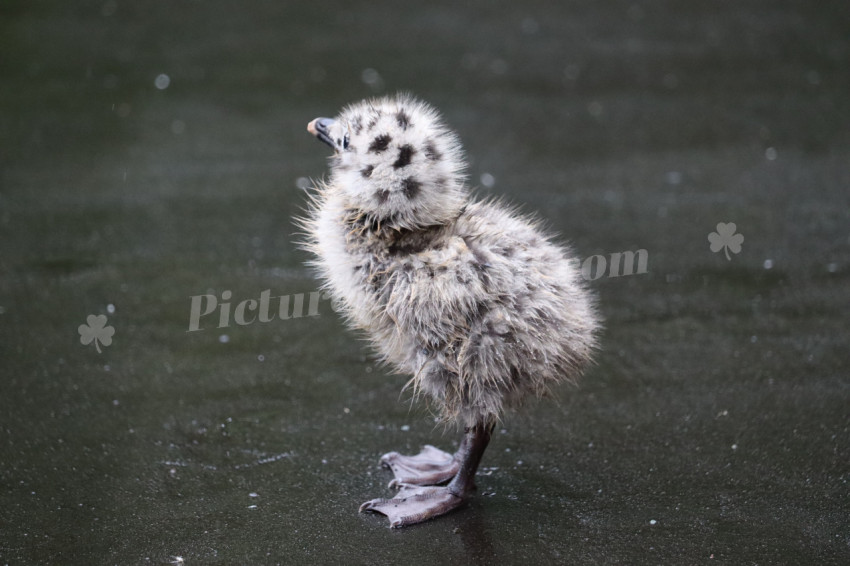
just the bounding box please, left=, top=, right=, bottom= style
left=1, top=1, right=848, bottom=564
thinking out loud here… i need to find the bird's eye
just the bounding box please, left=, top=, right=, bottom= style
left=343, top=134, right=350, bottom=149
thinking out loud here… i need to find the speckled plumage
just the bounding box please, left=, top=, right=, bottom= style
left=298, top=95, right=600, bottom=428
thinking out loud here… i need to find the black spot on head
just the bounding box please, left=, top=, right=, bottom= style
left=360, top=165, right=374, bottom=178
left=401, top=177, right=421, bottom=199
left=367, top=114, right=381, bottom=131
left=369, top=134, right=391, bottom=153
left=351, top=116, right=363, bottom=135
left=396, top=110, right=411, bottom=130
left=393, top=145, right=415, bottom=169
left=376, top=189, right=390, bottom=203
left=424, top=141, right=442, bottom=162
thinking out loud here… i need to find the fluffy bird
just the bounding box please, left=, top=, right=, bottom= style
left=300, top=94, right=599, bottom=527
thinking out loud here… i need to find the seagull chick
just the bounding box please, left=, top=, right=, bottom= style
left=299, top=94, right=600, bottom=528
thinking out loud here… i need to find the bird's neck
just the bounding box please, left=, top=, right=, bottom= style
left=341, top=206, right=452, bottom=251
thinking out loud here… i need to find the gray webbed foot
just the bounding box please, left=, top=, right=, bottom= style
left=380, top=444, right=459, bottom=488
left=361, top=423, right=494, bottom=528
left=359, top=485, right=466, bottom=528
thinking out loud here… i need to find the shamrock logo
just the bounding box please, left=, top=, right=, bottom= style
left=708, top=222, right=744, bottom=260
left=78, top=314, right=115, bottom=353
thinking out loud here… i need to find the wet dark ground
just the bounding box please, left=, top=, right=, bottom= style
left=1, top=1, right=849, bottom=564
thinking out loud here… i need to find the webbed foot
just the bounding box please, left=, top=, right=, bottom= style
left=380, top=444, right=459, bottom=488
left=359, top=485, right=466, bottom=528
left=361, top=422, right=495, bottom=528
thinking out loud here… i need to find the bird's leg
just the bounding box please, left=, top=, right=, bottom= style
left=446, top=421, right=493, bottom=494
left=360, top=421, right=494, bottom=528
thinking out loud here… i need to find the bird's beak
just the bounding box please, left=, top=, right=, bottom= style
left=307, top=117, right=336, bottom=149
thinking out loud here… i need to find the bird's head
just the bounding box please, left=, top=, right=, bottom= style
left=307, top=94, right=467, bottom=230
